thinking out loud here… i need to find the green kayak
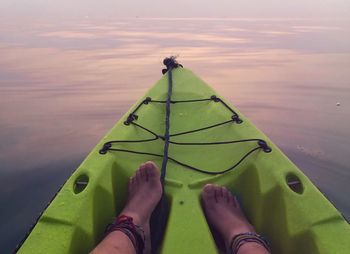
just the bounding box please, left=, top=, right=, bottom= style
left=17, top=59, right=350, bottom=253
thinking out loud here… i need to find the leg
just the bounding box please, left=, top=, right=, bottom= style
left=91, top=161, right=162, bottom=254
left=91, top=231, right=136, bottom=254
left=201, top=184, right=270, bottom=254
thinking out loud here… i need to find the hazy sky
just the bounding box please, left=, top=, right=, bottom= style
left=1, top=0, right=350, bottom=19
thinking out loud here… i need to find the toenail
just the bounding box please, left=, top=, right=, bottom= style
left=204, top=185, right=214, bottom=193
left=145, top=161, right=155, bottom=167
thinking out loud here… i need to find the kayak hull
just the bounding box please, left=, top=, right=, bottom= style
left=18, top=67, right=350, bottom=253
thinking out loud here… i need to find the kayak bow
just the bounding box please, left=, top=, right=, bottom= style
left=17, top=58, right=350, bottom=254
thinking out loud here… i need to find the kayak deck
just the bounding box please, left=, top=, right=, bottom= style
left=18, top=67, right=350, bottom=253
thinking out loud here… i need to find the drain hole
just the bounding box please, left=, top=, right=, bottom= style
left=286, top=173, right=303, bottom=194
left=74, top=174, right=89, bottom=194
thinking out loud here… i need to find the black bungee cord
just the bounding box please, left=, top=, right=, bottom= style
left=99, top=58, right=272, bottom=175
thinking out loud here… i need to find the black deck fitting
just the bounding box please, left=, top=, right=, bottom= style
left=162, top=56, right=183, bottom=74
left=124, top=114, right=138, bottom=125
left=143, top=97, right=152, bottom=104
left=258, top=140, right=272, bottom=153
left=99, top=143, right=112, bottom=155
left=211, top=95, right=220, bottom=102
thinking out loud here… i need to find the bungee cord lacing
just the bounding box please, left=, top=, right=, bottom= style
left=99, top=57, right=272, bottom=177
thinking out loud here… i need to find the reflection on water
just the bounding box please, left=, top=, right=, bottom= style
left=1, top=17, right=350, bottom=252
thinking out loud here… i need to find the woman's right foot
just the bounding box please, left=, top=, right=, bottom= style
left=120, top=161, right=162, bottom=254
left=201, top=184, right=256, bottom=251
left=91, top=162, right=162, bottom=254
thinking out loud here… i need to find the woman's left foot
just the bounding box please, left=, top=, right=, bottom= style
left=201, top=184, right=256, bottom=251
left=121, top=161, right=162, bottom=254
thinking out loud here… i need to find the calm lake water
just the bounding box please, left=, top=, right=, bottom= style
left=1, top=17, right=350, bottom=252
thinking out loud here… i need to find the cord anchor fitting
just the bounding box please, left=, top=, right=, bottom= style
left=124, top=114, right=138, bottom=125
left=162, top=56, right=183, bottom=74
left=99, top=143, right=112, bottom=155
left=258, top=140, right=272, bottom=153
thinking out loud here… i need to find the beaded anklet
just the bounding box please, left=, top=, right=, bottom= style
left=105, top=214, right=145, bottom=254
left=230, top=232, right=270, bottom=254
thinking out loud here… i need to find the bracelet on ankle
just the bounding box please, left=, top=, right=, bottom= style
left=230, top=232, right=270, bottom=254
left=105, top=215, right=145, bottom=254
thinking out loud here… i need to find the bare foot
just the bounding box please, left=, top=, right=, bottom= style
left=121, top=161, right=162, bottom=254
left=201, top=184, right=256, bottom=251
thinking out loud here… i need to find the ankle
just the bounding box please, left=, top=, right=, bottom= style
left=235, top=242, right=270, bottom=254
left=120, top=210, right=148, bottom=228
left=231, top=226, right=255, bottom=237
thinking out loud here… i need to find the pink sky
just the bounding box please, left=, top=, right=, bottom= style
left=0, top=0, right=349, bottom=19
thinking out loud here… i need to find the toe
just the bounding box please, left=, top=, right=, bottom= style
left=135, top=169, right=142, bottom=184
left=139, top=165, right=147, bottom=180
left=227, top=190, right=235, bottom=205
left=222, top=187, right=230, bottom=203
left=202, top=184, right=216, bottom=203
left=144, top=161, right=160, bottom=178
left=143, top=166, right=149, bottom=181
left=145, top=161, right=157, bottom=169
left=139, top=162, right=146, bottom=169
left=214, top=185, right=224, bottom=202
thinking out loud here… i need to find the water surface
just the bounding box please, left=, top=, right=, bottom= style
left=1, top=17, right=349, bottom=252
